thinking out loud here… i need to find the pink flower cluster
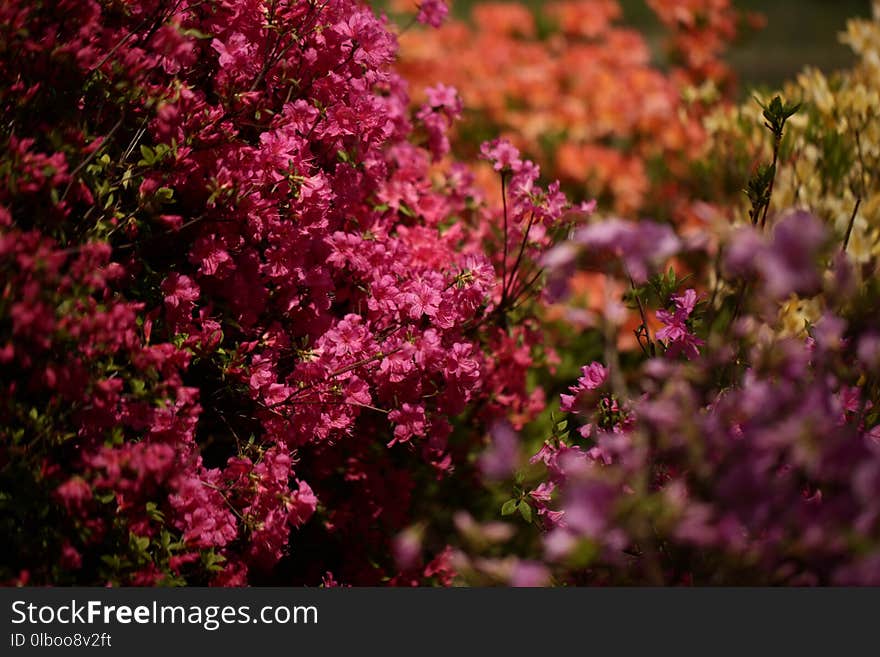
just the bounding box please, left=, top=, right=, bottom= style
left=0, top=0, right=572, bottom=585
left=417, top=0, right=449, bottom=29
left=656, top=289, right=704, bottom=360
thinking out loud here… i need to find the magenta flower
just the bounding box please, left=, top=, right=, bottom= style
left=416, top=0, right=449, bottom=28
left=424, top=83, right=462, bottom=117
left=656, top=289, right=704, bottom=360
left=388, top=403, right=428, bottom=446
left=480, top=138, right=523, bottom=172
left=560, top=362, right=608, bottom=412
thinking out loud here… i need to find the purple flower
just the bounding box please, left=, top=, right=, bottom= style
left=510, top=560, right=550, bottom=587
left=570, top=219, right=681, bottom=283
left=726, top=210, right=827, bottom=299
left=479, top=421, right=520, bottom=481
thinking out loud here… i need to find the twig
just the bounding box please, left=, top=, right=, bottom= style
left=59, top=117, right=124, bottom=203
left=500, top=172, right=509, bottom=306
left=842, top=197, right=862, bottom=253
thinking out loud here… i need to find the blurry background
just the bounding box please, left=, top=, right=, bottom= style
left=640, top=0, right=871, bottom=87
left=380, top=0, right=873, bottom=90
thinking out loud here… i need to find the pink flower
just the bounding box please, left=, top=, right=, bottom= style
left=405, top=281, right=442, bottom=319
left=288, top=480, right=318, bottom=527
left=480, top=138, right=523, bottom=172
left=510, top=560, right=550, bottom=587
left=416, top=0, right=449, bottom=28
left=60, top=542, right=83, bottom=570
left=388, top=403, right=428, bottom=446
left=393, top=525, right=424, bottom=570
left=55, top=477, right=92, bottom=514
left=656, top=289, right=704, bottom=360
left=479, top=421, right=520, bottom=480
left=161, top=273, right=199, bottom=329
left=424, top=83, right=462, bottom=118
left=560, top=362, right=608, bottom=411
left=576, top=362, right=608, bottom=390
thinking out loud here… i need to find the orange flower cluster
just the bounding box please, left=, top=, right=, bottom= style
left=648, top=0, right=766, bottom=83
left=394, top=0, right=756, bottom=217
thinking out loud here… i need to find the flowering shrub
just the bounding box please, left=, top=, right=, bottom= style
left=451, top=4, right=880, bottom=586
left=0, top=0, right=578, bottom=585
left=507, top=206, right=880, bottom=584
left=2, top=0, right=879, bottom=587
left=393, top=0, right=762, bottom=217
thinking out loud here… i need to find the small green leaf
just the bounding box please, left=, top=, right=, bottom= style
left=139, top=144, right=155, bottom=166
left=156, top=186, right=174, bottom=203
left=146, top=501, right=165, bottom=523
left=501, top=499, right=518, bottom=516
left=179, top=27, right=213, bottom=40
left=518, top=501, right=533, bottom=523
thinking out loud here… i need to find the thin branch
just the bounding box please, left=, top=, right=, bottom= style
left=842, top=197, right=862, bottom=253
left=59, top=117, right=124, bottom=203
left=626, top=271, right=653, bottom=356
left=503, top=211, right=534, bottom=303
left=500, top=172, right=509, bottom=305
left=759, top=136, right=780, bottom=230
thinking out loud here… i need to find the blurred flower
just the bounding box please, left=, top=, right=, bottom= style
left=417, top=0, right=449, bottom=28
left=480, top=421, right=521, bottom=481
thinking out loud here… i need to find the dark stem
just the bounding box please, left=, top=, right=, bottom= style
left=759, top=136, right=780, bottom=230
left=59, top=117, right=124, bottom=203
left=503, top=211, right=534, bottom=303
left=842, top=197, right=862, bottom=253
left=500, top=172, right=509, bottom=306
left=627, top=273, right=653, bottom=356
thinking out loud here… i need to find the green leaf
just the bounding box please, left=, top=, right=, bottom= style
left=139, top=144, right=156, bottom=166
left=518, top=501, right=533, bottom=523
left=179, top=27, right=213, bottom=40
left=501, top=499, right=518, bottom=516
left=202, top=550, right=227, bottom=573
left=146, top=501, right=165, bottom=523
left=129, top=532, right=150, bottom=554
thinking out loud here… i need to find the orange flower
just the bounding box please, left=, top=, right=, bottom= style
left=547, top=0, right=622, bottom=39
